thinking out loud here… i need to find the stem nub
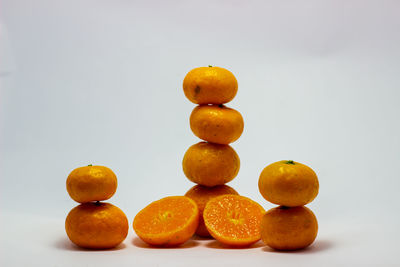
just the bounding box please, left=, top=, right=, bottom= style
left=285, top=160, right=295, bottom=165
left=88, top=164, right=93, bottom=166
left=208, top=65, right=213, bottom=67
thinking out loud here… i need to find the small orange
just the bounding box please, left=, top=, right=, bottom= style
left=183, top=66, right=238, bottom=105
left=261, top=206, right=318, bottom=250
left=203, top=195, right=265, bottom=247
left=185, top=185, right=239, bottom=237
left=182, top=142, right=240, bottom=187
left=133, top=196, right=199, bottom=247
left=65, top=202, right=129, bottom=249
left=190, top=105, right=244, bottom=145
left=258, top=160, right=319, bottom=207
left=66, top=165, right=117, bottom=203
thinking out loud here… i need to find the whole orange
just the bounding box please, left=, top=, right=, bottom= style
left=65, top=202, right=129, bottom=249
left=261, top=206, right=318, bottom=250
left=190, top=105, right=244, bottom=145
left=183, top=66, right=238, bottom=104
left=182, top=142, right=240, bottom=187
left=258, top=160, right=319, bottom=207
left=185, top=185, right=239, bottom=237
left=66, top=165, right=117, bottom=203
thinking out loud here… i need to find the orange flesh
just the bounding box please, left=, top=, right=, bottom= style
left=133, top=196, right=199, bottom=246
left=185, top=185, right=239, bottom=237
left=204, top=195, right=265, bottom=246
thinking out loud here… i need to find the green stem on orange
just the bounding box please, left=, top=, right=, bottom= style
left=208, top=65, right=213, bottom=67
left=88, top=164, right=93, bottom=166
left=285, top=160, right=295, bottom=165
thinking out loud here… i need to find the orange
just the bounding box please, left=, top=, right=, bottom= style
left=183, top=66, right=238, bottom=105
left=65, top=202, right=129, bottom=249
left=185, top=185, right=239, bottom=237
left=258, top=160, right=319, bottom=207
left=203, top=195, right=265, bottom=247
left=182, top=142, right=240, bottom=187
left=190, top=105, right=244, bottom=145
left=66, top=165, right=117, bottom=203
left=261, top=206, right=318, bottom=250
left=133, top=196, right=199, bottom=246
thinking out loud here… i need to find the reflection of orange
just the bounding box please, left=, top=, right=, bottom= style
left=65, top=202, right=129, bottom=249
left=203, top=195, right=265, bottom=247
left=183, top=66, right=238, bottom=105
left=133, top=196, right=199, bottom=246
left=190, top=105, right=244, bottom=145
left=66, top=165, right=117, bottom=203
left=258, top=160, right=319, bottom=207
left=261, top=206, right=318, bottom=250
left=182, top=142, right=240, bottom=187
left=185, top=185, right=238, bottom=237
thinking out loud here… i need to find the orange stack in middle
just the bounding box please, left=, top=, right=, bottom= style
left=182, top=66, right=244, bottom=237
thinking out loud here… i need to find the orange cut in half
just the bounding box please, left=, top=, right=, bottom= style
left=203, top=195, right=265, bottom=247
left=133, top=196, right=199, bottom=247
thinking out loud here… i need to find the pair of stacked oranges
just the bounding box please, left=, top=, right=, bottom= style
left=65, top=165, right=129, bottom=249
left=258, top=160, right=319, bottom=250
left=133, top=66, right=266, bottom=247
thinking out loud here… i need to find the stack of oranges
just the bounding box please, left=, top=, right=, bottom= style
left=65, top=165, right=128, bottom=249
left=133, top=66, right=265, bottom=247
left=182, top=66, right=265, bottom=246
left=258, top=160, right=319, bottom=250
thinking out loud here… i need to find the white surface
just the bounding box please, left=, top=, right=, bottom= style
left=1, top=0, right=400, bottom=266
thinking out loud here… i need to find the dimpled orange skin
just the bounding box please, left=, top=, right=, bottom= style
left=183, top=66, right=238, bottom=105
left=66, top=165, right=117, bottom=203
left=261, top=206, right=318, bottom=250
left=258, top=160, right=319, bottom=207
left=185, top=185, right=239, bottom=237
left=133, top=196, right=199, bottom=247
left=190, top=105, right=244, bottom=145
left=182, top=142, right=240, bottom=187
left=65, top=202, right=129, bottom=249
left=203, top=195, right=265, bottom=247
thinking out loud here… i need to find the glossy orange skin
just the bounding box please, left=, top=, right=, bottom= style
left=203, top=195, right=265, bottom=247
left=190, top=105, right=244, bottom=145
left=258, top=160, right=319, bottom=207
left=182, top=142, right=240, bottom=187
left=133, top=196, right=199, bottom=247
left=185, top=185, right=238, bottom=237
left=261, top=206, right=318, bottom=250
left=66, top=165, right=117, bottom=203
left=65, top=202, right=129, bottom=249
left=183, top=66, right=238, bottom=105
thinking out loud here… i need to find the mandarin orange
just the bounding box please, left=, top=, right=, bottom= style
left=261, top=206, right=318, bottom=250
left=182, top=142, right=240, bottom=187
left=203, top=195, right=265, bottom=247
left=185, top=185, right=238, bottom=237
left=133, top=196, right=199, bottom=247
left=190, top=105, right=244, bottom=145
left=183, top=66, right=238, bottom=105
left=65, top=202, right=129, bottom=249
left=66, top=165, right=117, bottom=203
left=258, top=160, right=319, bottom=207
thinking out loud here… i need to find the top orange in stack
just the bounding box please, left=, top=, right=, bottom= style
left=182, top=66, right=244, bottom=237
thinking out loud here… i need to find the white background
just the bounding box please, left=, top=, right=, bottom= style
left=1, top=0, right=400, bottom=266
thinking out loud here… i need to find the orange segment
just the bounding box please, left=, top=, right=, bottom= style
left=203, top=195, right=265, bottom=247
left=185, top=185, right=239, bottom=237
left=133, top=196, right=199, bottom=246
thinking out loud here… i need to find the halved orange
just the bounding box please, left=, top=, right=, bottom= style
left=185, top=185, right=239, bottom=237
left=133, top=196, right=199, bottom=246
left=203, top=195, right=265, bottom=247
